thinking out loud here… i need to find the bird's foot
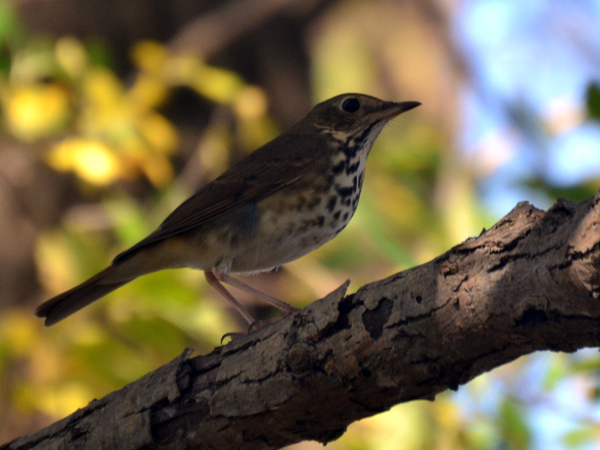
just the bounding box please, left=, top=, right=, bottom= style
left=221, top=331, right=245, bottom=344
left=221, top=309, right=298, bottom=343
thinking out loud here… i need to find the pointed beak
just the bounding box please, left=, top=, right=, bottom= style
left=396, top=101, right=421, bottom=113
left=381, top=101, right=421, bottom=120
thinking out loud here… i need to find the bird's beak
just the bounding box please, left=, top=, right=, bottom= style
left=381, top=101, right=421, bottom=120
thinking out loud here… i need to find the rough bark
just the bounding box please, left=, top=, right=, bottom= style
left=4, top=192, right=600, bottom=450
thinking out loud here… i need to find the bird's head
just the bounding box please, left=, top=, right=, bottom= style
left=299, top=93, right=420, bottom=139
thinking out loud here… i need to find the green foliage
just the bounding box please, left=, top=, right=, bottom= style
left=499, top=398, right=531, bottom=450
left=586, top=82, right=600, bottom=122
left=525, top=177, right=600, bottom=203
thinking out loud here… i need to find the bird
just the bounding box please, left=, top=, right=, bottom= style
left=35, top=93, right=420, bottom=328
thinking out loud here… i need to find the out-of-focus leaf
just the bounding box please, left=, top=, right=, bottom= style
left=0, top=44, right=11, bottom=75
left=129, top=73, right=169, bottom=109
left=0, top=1, right=20, bottom=43
left=48, top=137, right=122, bottom=185
left=139, top=153, right=174, bottom=187
left=103, top=196, right=150, bottom=247
left=139, top=112, right=179, bottom=154
left=561, top=426, right=596, bottom=448
left=70, top=337, right=154, bottom=387
left=374, top=123, right=442, bottom=181
left=365, top=174, right=431, bottom=239
left=334, top=403, right=432, bottom=450
left=462, top=420, right=499, bottom=450
left=163, top=53, right=202, bottom=84
left=36, top=228, right=111, bottom=294
left=234, top=86, right=278, bottom=151
left=192, top=65, right=245, bottom=104
left=3, top=83, right=70, bottom=141
left=196, top=125, right=233, bottom=179
left=109, top=270, right=198, bottom=320
left=55, top=36, right=87, bottom=79
left=542, top=353, right=570, bottom=390
left=525, top=177, right=600, bottom=203
left=131, top=40, right=168, bottom=73
left=586, top=82, right=600, bottom=122
left=441, top=171, right=481, bottom=245
left=18, top=381, right=92, bottom=418
left=369, top=231, right=418, bottom=269
left=233, top=86, right=268, bottom=119
left=116, top=317, right=187, bottom=355
left=0, top=311, right=38, bottom=356
left=81, top=66, right=122, bottom=111
left=499, top=398, right=531, bottom=450
left=85, top=37, right=113, bottom=68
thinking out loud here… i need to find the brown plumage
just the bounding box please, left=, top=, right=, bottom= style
left=35, top=94, right=420, bottom=327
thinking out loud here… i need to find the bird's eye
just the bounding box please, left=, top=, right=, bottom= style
left=341, top=98, right=360, bottom=113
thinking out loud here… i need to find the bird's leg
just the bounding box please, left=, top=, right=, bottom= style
left=204, top=271, right=255, bottom=325
left=206, top=267, right=298, bottom=336
left=215, top=271, right=298, bottom=314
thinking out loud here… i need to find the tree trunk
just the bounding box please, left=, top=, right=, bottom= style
left=4, top=192, right=600, bottom=450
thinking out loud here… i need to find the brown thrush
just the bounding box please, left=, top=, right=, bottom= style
left=35, top=93, right=420, bottom=327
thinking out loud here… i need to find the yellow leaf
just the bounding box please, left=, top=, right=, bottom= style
left=140, top=112, right=179, bottom=154
left=233, top=86, right=278, bottom=149
left=36, top=382, right=92, bottom=418
left=131, top=40, right=168, bottom=73
left=141, top=153, right=174, bottom=187
left=129, top=73, right=168, bottom=109
left=36, top=230, right=79, bottom=293
left=234, top=86, right=268, bottom=119
left=48, top=138, right=121, bottom=185
left=82, top=67, right=123, bottom=110
left=3, top=83, right=70, bottom=141
left=193, top=65, right=244, bottom=103
left=164, top=53, right=203, bottom=85
left=196, top=126, right=232, bottom=178
left=0, top=311, right=38, bottom=356
left=55, top=36, right=87, bottom=79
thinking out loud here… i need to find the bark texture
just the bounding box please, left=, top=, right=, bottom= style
left=4, top=192, right=600, bottom=450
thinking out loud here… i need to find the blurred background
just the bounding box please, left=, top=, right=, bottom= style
left=0, top=0, right=599, bottom=448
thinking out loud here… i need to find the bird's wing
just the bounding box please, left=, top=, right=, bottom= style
left=113, top=131, right=328, bottom=263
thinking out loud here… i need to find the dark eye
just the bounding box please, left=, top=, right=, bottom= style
left=341, top=98, right=360, bottom=113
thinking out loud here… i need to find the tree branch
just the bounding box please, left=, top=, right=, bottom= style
left=4, top=192, right=600, bottom=450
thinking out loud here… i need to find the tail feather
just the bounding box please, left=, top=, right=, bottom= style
left=35, top=265, right=133, bottom=326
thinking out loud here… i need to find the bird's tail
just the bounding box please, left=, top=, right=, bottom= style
left=35, top=265, right=134, bottom=326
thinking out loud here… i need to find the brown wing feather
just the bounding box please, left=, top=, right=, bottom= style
left=113, top=131, right=328, bottom=263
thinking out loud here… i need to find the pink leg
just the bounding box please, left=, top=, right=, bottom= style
left=204, top=271, right=255, bottom=325
left=215, top=271, right=297, bottom=313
